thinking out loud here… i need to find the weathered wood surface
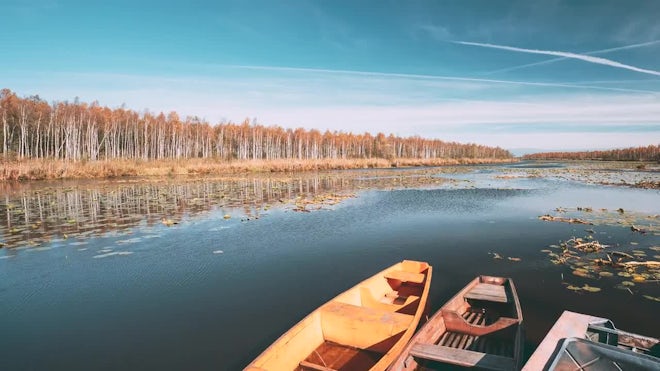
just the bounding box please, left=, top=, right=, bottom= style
left=388, top=276, right=523, bottom=371
left=410, top=343, right=515, bottom=370
left=522, top=311, right=603, bottom=370
left=464, top=283, right=508, bottom=303
left=320, top=301, right=413, bottom=352
left=442, top=309, right=519, bottom=336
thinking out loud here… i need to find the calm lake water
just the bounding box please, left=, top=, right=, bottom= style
left=1, top=162, right=658, bottom=370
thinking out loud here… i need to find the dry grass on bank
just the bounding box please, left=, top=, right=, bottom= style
left=0, top=157, right=516, bottom=181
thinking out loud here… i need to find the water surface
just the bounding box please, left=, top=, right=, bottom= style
left=1, top=163, right=658, bottom=370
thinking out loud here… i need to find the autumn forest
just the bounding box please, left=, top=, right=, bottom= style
left=2, top=88, right=657, bottom=181
left=0, top=89, right=511, bottom=164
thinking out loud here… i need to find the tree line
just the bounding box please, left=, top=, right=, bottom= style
left=523, top=145, right=659, bottom=162
left=0, top=88, right=512, bottom=162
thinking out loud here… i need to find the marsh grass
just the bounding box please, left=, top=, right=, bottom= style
left=0, top=157, right=515, bottom=181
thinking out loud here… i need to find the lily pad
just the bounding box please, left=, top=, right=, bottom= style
left=566, top=285, right=582, bottom=291
left=572, top=268, right=591, bottom=277
left=642, top=295, right=660, bottom=302
left=582, top=285, right=601, bottom=293
left=632, top=275, right=646, bottom=282
left=598, top=271, right=614, bottom=277
left=621, top=281, right=636, bottom=286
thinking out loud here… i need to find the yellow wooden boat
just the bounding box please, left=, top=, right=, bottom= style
left=245, top=260, right=432, bottom=371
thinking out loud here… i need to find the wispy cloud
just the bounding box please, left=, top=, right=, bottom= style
left=226, top=64, right=658, bottom=94
left=5, top=69, right=658, bottom=150
left=456, top=41, right=660, bottom=77
left=482, top=40, right=660, bottom=75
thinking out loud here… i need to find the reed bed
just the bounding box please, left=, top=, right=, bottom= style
left=0, top=157, right=516, bottom=181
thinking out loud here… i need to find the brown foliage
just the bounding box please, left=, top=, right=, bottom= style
left=1, top=88, right=513, bottom=165
left=0, top=158, right=516, bottom=181
left=523, top=145, right=659, bottom=162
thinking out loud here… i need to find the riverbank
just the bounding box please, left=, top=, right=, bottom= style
left=0, top=157, right=516, bottom=181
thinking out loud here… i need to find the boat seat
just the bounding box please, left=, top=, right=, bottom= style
left=465, top=283, right=508, bottom=303
left=320, top=301, right=413, bottom=352
left=441, top=310, right=519, bottom=336
left=384, top=270, right=425, bottom=284
left=410, top=343, right=515, bottom=371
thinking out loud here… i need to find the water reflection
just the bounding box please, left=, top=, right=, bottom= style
left=0, top=169, right=451, bottom=250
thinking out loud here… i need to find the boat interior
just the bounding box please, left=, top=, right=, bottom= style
left=406, top=276, right=522, bottom=371
left=293, top=260, right=431, bottom=371
left=586, top=320, right=660, bottom=358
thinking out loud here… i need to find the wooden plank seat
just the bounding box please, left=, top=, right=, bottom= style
left=319, top=301, right=414, bottom=352
left=464, top=283, right=508, bottom=303
left=441, top=310, right=519, bottom=337
left=384, top=270, right=425, bottom=284
left=410, top=343, right=515, bottom=371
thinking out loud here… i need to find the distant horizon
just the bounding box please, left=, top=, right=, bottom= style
left=2, top=1, right=659, bottom=151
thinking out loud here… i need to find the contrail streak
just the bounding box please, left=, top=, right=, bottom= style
left=227, top=64, right=658, bottom=94
left=482, top=40, right=660, bottom=75
left=455, top=41, right=660, bottom=77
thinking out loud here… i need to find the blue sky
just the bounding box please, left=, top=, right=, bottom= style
left=2, top=0, right=659, bottom=151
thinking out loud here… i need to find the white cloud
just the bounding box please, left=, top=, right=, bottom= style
left=4, top=69, right=659, bottom=151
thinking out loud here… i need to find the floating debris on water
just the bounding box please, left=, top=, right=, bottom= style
left=538, top=215, right=593, bottom=225
left=582, top=284, right=601, bottom=293
left=93, top=251, right=134, bottom=259
left=162, top=218, right=178, bottom=226
left=540, top=205, right=660, bottom=295
left=490, top=252, right=503, bottom=259
left=116, top=238, right=142, bottom=245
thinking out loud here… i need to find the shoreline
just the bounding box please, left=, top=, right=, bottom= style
left=0, top=157, right=517, bottom=181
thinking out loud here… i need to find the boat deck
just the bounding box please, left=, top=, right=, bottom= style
left=434, top=309, right=515, bottom=358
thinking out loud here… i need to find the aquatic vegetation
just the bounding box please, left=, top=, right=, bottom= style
left=582, top=284, right=601, bottom=293
left=0, top=168, right=467, bottom=252
left=540, top=205, right=660, bottom=295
